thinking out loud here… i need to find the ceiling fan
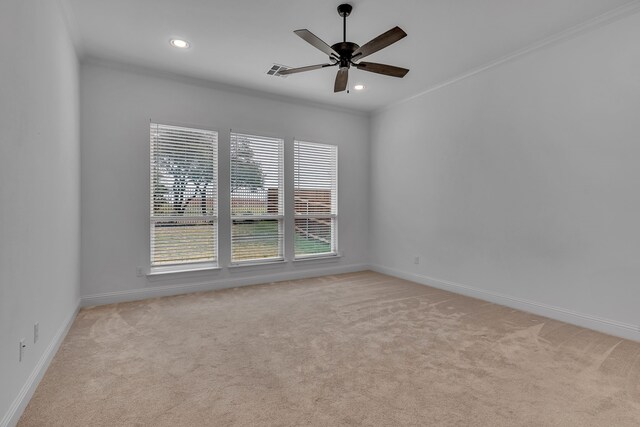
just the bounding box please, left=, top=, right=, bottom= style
left=278, top=3, right=409, bottom=93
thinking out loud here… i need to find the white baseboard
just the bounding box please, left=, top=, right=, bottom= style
left=81, top=263, right=368, bottom=307
left=5, top=265, right=637, bottom=427
left=370, top=264, right=640, bottom=342
left=1, top=302, right=80, bottom=427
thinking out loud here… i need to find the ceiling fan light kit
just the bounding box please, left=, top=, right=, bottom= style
left=278, top=3, right=409, bottom=93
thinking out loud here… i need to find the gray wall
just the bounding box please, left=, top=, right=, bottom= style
left=370, top=12, right=640, bottom=339
left=0, top=0, right=80, bottom=424
left=3, top=3, right=640, bottom=424
left=80, top=62, right=370, bottom=303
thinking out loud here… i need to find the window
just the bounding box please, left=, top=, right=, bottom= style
left=294, top=141, right=338, bottom=258
left=150, top=123, right=218, bottom=267
left=230, top=132, right=284, bottom=263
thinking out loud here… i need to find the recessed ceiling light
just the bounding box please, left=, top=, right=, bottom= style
left=354, top=84, right=365, bottom=91
left=170, top=39, right=190, bottom=49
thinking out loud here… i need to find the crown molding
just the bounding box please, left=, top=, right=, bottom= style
left=374, top=0, right=640, bottom=115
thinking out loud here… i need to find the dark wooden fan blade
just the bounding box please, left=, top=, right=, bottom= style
left=352, top=26, right=407, bottom=60
left=355, top=62, right=409, bottom=78
left=294, top=29, right=339, bottom=59
left=334, top=68, right=348, bottom=92
left=278, top=63, right=336, bottom=75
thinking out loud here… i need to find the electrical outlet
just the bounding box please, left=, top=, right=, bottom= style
left=34, top=323, right=39, bottom=343
left=414, top=256, right=420, bottom=265
left=19, top=339, right=26, bottom=362
left=136, top=266, right=144, bottom=277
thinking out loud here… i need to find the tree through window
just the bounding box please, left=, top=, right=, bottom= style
left=150, top=123, right=218, bottom=266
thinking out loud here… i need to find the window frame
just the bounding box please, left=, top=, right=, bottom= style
left=149, top=122, right=219, bottom=273
left=147, top=125, right=341, bottom=273
left=293, top=140, right=339, bottom=259
left=229, top=131, right=285, bottom=265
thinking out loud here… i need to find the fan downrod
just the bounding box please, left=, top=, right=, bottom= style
left=335, top=4, right=356, bottom=67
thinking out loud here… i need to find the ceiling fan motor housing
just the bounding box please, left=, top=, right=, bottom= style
left=331, top=42, right=360, bottom=68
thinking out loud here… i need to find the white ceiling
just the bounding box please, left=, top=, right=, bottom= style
left=63, top=0, right=633, bottom=112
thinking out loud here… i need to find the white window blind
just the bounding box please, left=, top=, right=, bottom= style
left=294, top=141, right=338, bottom=258
left=150, top=123, right=218, bottom=266
left=231, top=132, right=284, bottom=263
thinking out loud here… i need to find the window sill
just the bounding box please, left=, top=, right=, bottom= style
left=229, top=259, right=286, bottom=269
left=147, top=262, right=220, bottom=276
left=293, top=253, right=341, bottom=262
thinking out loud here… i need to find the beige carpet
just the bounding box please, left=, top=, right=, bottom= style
left=19, top=271, right=640, bottom=426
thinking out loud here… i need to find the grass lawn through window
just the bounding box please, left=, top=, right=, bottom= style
left=153, top=221, right=331, bottom=265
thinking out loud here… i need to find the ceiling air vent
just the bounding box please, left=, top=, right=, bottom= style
left=267, top=64, right=290, bottom=78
